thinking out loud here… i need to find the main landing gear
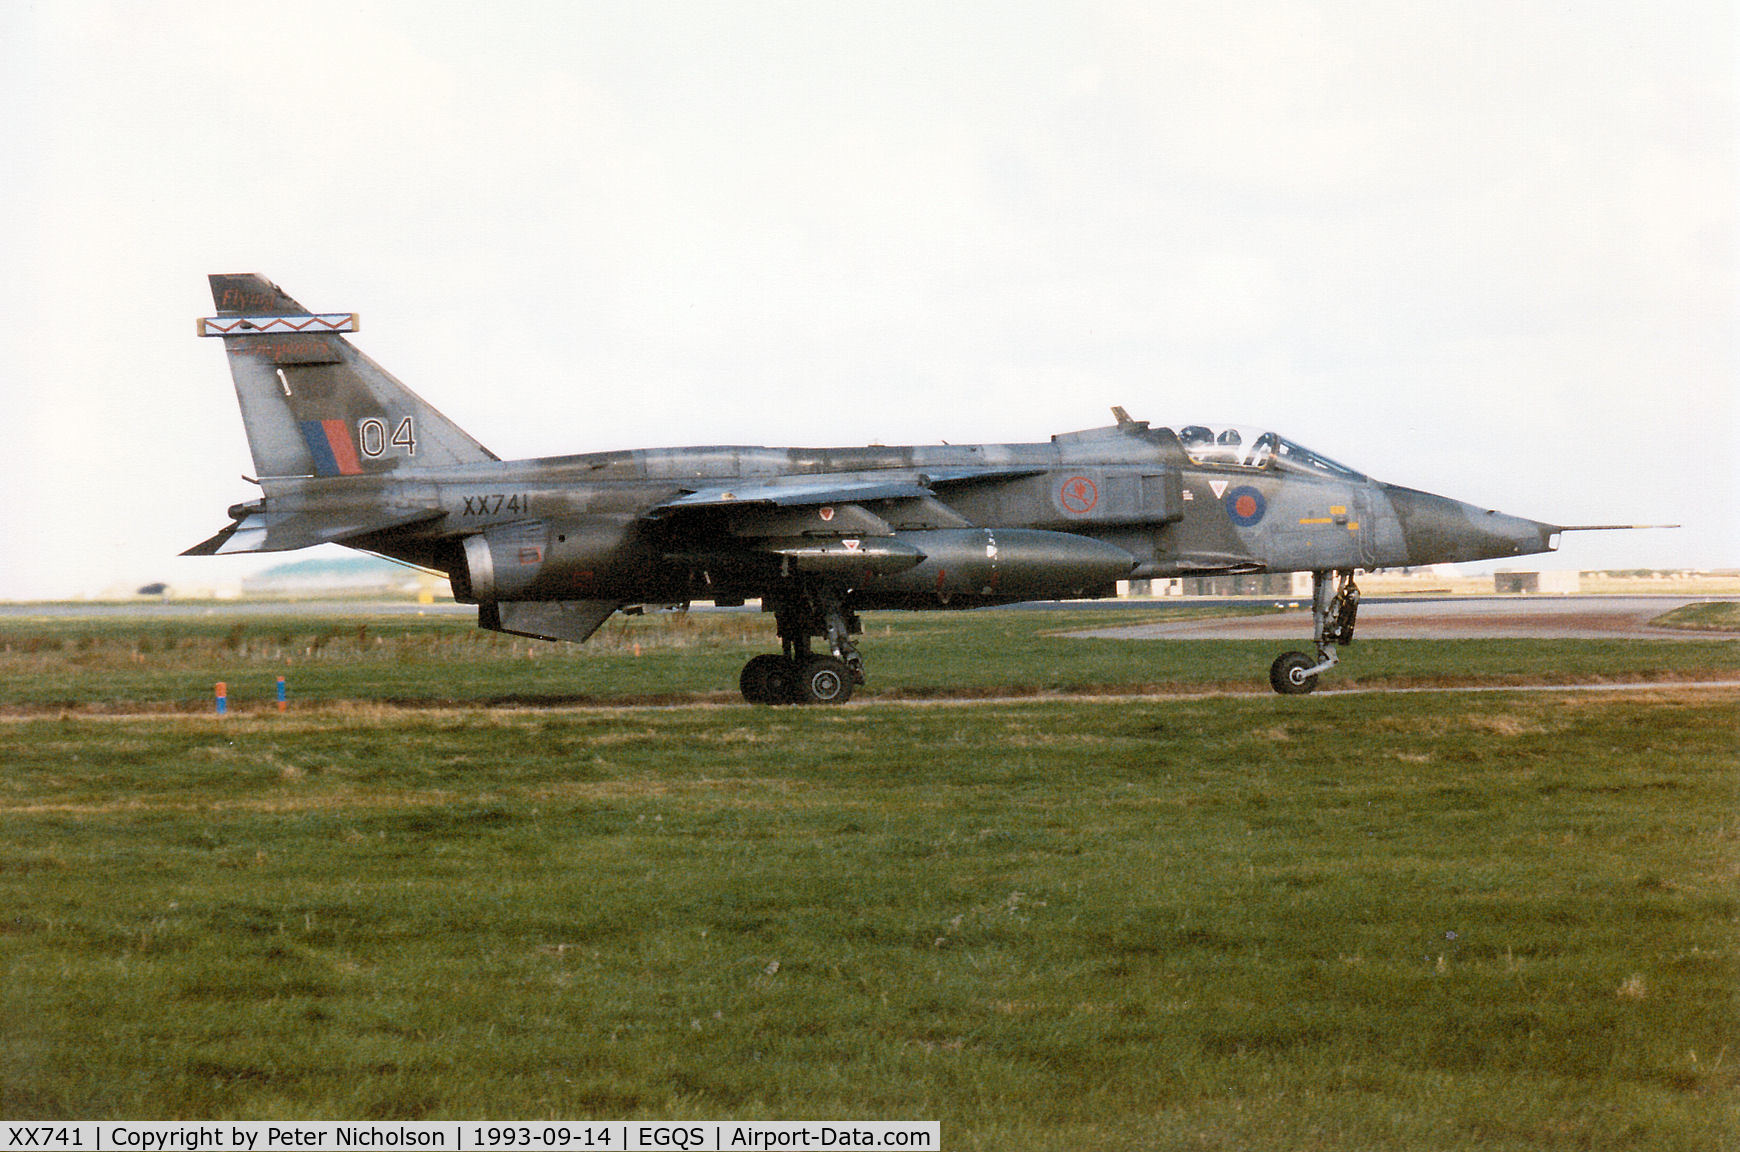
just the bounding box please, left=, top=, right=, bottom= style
left=739, top=584, right=866, bottom=705
left=1269, top=569, right=1360, bottom=695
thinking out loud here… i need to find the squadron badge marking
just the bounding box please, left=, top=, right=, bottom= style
left=1059, top=475, right=1099, bottom=515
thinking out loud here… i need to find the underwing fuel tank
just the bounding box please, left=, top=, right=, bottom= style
left=863, top=528, right=1138, bottom=600
left=764, top=535, right=927, bottom=578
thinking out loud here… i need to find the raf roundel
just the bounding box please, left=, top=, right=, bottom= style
left=1226, top=485, right=1266, bottom=528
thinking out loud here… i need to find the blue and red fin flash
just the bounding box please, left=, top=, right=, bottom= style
left=299, top=419, right=364, bottom=476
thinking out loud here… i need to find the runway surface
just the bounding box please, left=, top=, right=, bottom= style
left=3, top=595, right=1733, bottom=642
left=1072, top=596, right=1737, bottom=641
left=0, top=599, right=474, bottom=619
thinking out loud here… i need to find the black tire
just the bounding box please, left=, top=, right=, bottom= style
left=740, top=654, right=797, bottom=704
left=795, top=655, right=854, bottom=704
left=1269, top=651, right=1319, bottom=695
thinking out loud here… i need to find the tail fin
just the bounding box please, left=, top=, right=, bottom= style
left=202, top=274, right=497, bottom=479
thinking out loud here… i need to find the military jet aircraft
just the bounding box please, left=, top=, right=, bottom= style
left=188, top=274, right=1641, bottom=702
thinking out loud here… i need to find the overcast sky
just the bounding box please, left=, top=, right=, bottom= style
left=3, top=1, right=1733, bottom=598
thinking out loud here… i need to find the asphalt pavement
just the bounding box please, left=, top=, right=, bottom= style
left=1071, top=596, right=1734, bottom=641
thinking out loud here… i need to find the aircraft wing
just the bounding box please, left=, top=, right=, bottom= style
left=641, top=467, right=1053, bottom=578
left=182, top=509, right=445, bottom=555
left=647, top=478, right=931, bottom=515
left=643, top=467, right=1045, bottom=517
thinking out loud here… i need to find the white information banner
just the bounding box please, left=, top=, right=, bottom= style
left=3, top=1123, right=939, bottom=1152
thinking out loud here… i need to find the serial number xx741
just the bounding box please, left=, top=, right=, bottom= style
left=459, top=494, right=531, bottom=517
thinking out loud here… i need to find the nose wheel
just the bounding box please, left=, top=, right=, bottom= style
left=1269, top=569, right=1360, bottom=695
left=1269, top=650, right=1319, bottom=695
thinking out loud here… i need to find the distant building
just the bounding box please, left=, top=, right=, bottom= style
left=1120, top=572, right=1312, bottom=598
left=1494, top=570, right=1581, bottom=594
left=241, top=555, right=437, bottom=598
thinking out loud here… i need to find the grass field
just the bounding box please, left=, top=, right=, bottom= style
left=1653, top=601, right=1740, bottom=633
left=1, top=603, right=1736, bottom=712
left=2, top=607, right=1736, bottom=1149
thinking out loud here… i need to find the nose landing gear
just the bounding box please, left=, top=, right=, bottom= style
left=1269, top=569, right=1360, bottom=695
left=739, top=583, right=866, bottom=705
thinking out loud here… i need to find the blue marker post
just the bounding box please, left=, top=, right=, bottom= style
left=276, top=675, right=288, bottom=712
left=215, top=682, right=228, bottom=716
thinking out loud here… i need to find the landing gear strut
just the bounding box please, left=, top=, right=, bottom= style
left=739, top=584, right=866, bottom=705
left=1269, top=569, right=1360, bottom=695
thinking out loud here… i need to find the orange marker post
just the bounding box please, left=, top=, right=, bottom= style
left=215, top=682, right=228, bottom=716
left=276, top=675, right=288, bottom=712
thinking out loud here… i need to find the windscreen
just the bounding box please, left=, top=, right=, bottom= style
left=1173, top=424, right=1365, bottom=479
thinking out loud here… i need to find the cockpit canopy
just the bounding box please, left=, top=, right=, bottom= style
left=1173, top=423, right=1365, bottom=480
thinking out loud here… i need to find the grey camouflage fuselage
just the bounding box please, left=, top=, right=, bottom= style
left=189, top=274, right=1595, bottom=700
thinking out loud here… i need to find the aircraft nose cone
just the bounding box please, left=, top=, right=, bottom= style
left=1381, top=485, right=1558, bottom=566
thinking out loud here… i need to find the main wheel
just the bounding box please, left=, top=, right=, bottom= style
left=794, top=655, right=854, bottom=705
left=1269, top=651, right=1319, bottom=695
left=740, top=654, right=798, bottom=704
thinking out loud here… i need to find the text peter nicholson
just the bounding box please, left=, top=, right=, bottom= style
left=5, top=1122, right=940, bottom=1152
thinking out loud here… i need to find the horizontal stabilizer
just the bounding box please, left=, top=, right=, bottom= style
left=182, top=509, right=443, bottom=556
